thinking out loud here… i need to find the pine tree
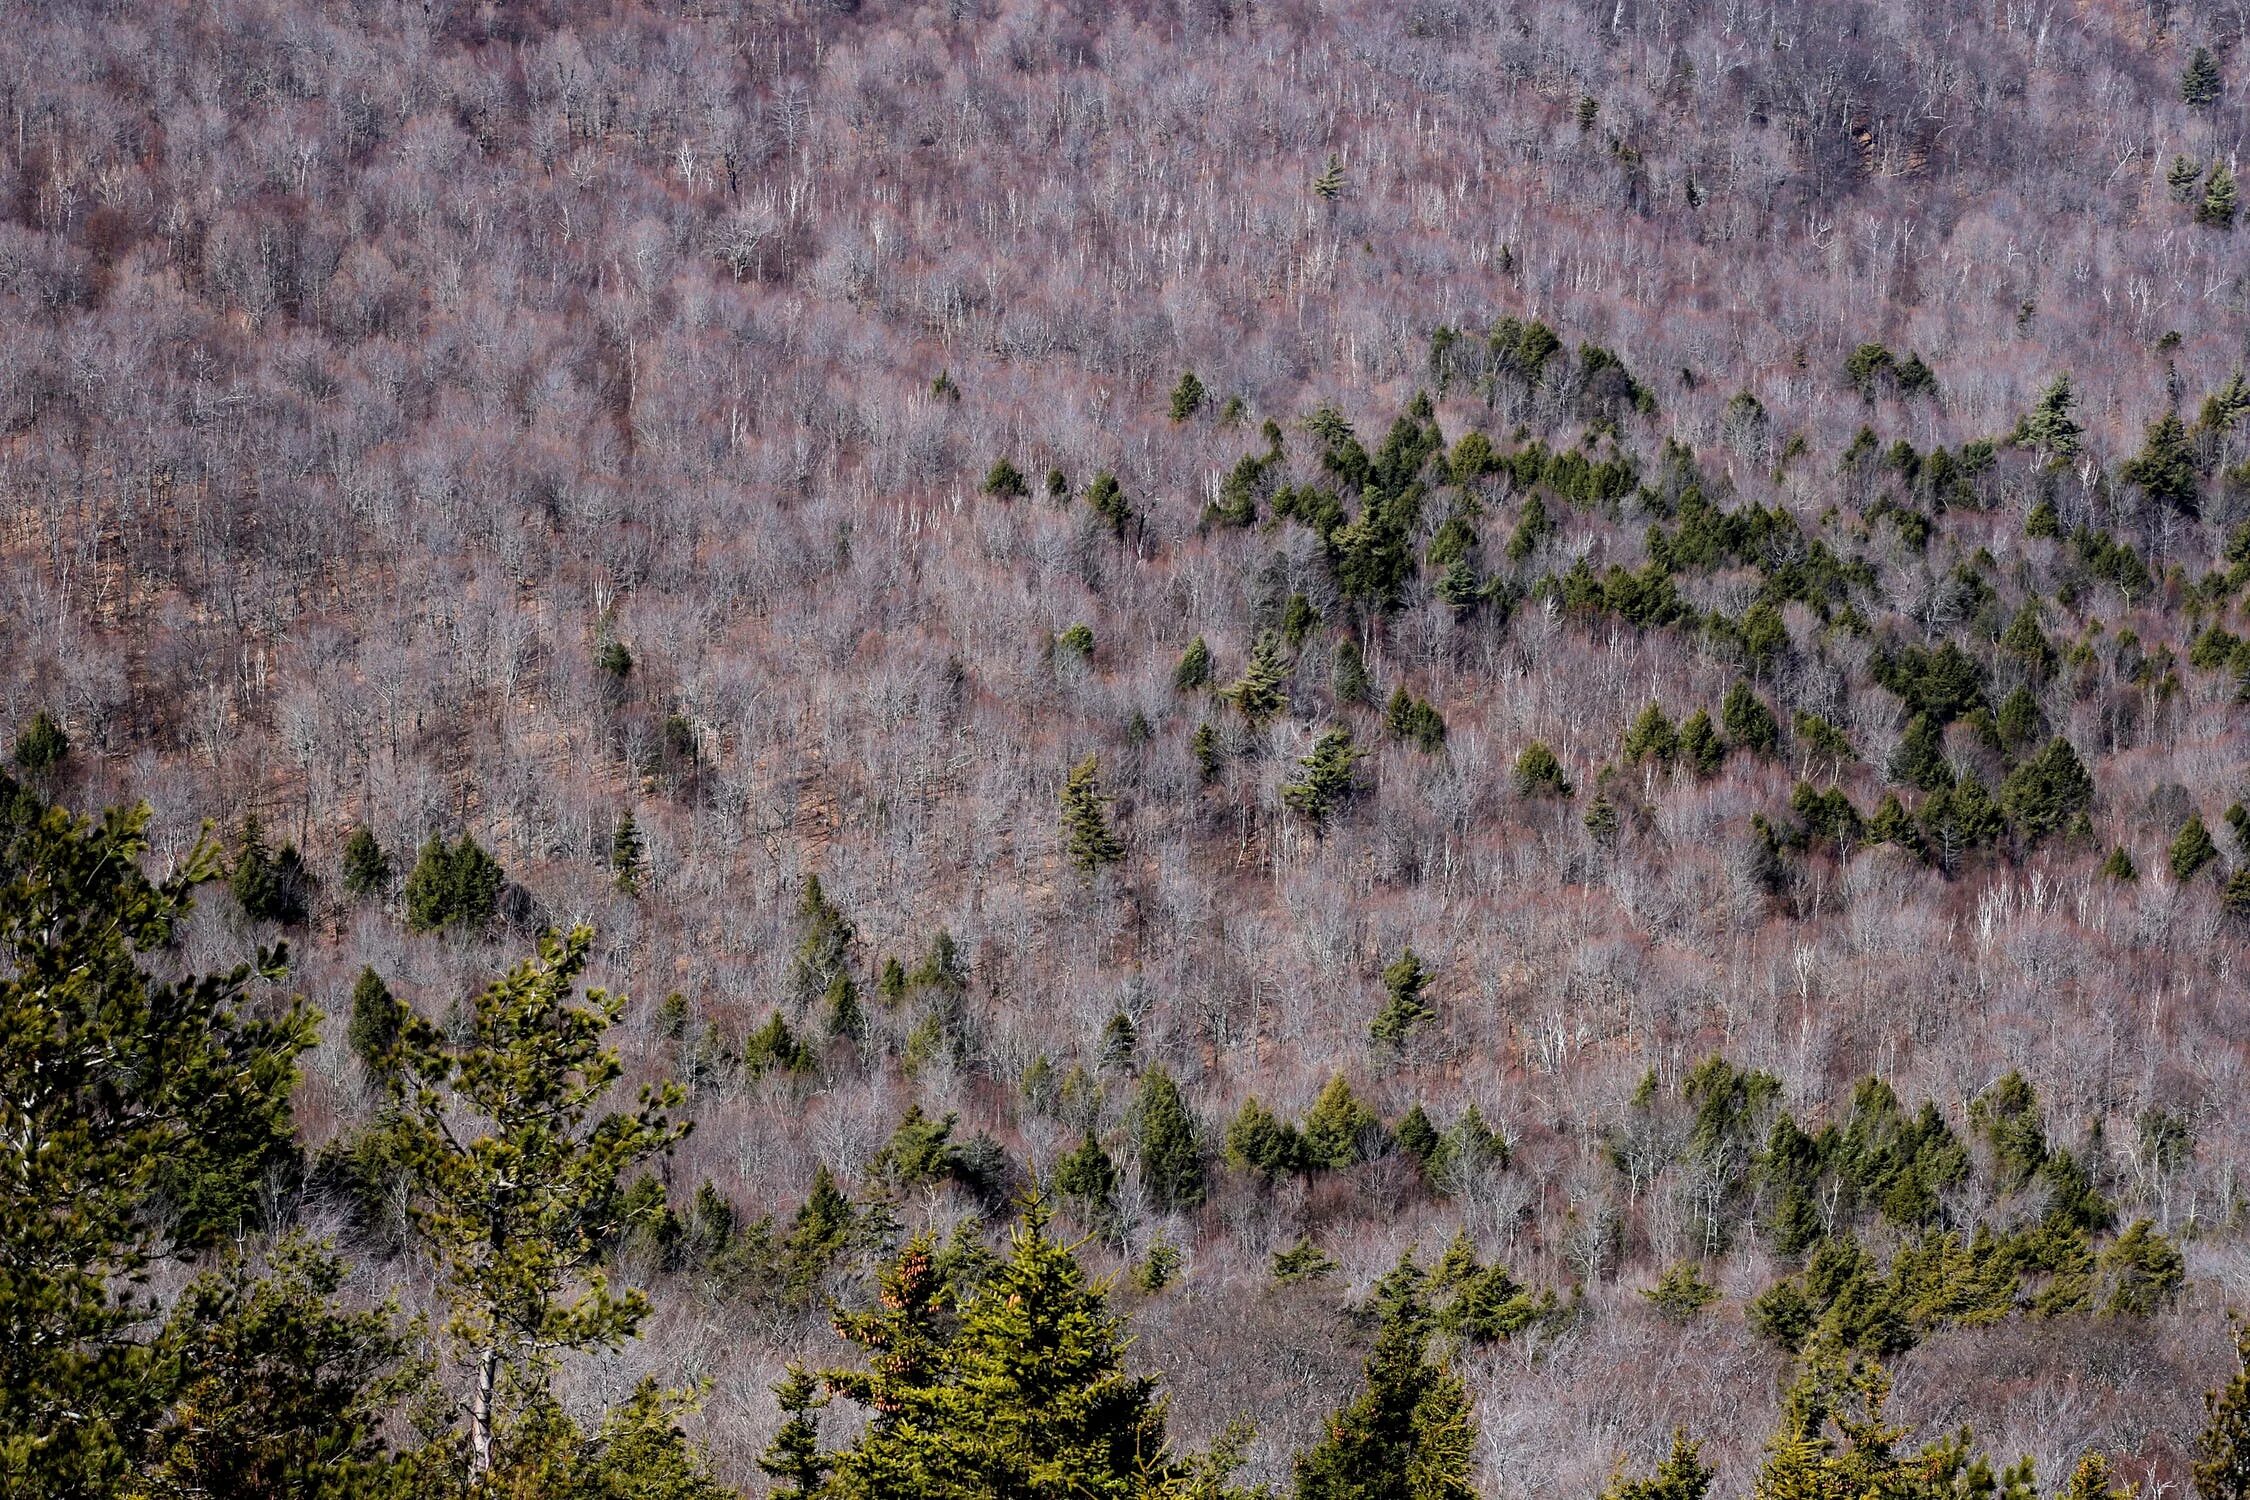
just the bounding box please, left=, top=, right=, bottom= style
left=1370, top=947, right=1435, bottom=1048
left=0, top=784, right=315, bottom=1495
left=1293, top=1256, right=1477, bottom=1500
left=1303, top=1074, right=1384, bottom=1168
left=1722, top=681, right=1781, bottom=756
left=1191, top=721, right=1221, bottom=783
left=1679, top=709, right=1724, bottom=776
left=612, top=809, right=645, bottom=893
left=1170, top=370, right=1208, bottom=422
left=403, top=833, right=505, bottom=934
left=1888, top=713, right=1953, bottom=793
left=346, top=966, right=402, bottom=1082
left=2123, top=409, right=2200, bottom=511
left=2171, top=813, right=2220, bottom=881
left=1222, top=630, right=1293, bottom=725
left=1175, top=636, right=1213, bottom=692
left=1600, top=1432, right=1715, bottom=1500
left=340, top=823, right=391, bottom=897
left=2184, top=46, right=2224, bottom=108
left=1622, top=702, right=1679, bottom=766
left=1086, top=470, right=1135, bottom=537
left=229, top=812, right=312, bottom=925
left=2015, top=374, right=2086, bottom=463
left=1061, top=754, right=1126, bottom=873
left=982, top=457, right=1029, bottom=499
left=2202, top=163, right=2240, bottom=229
left=2000, top=737, right=2094, bottom=844
left=1314, top=153, right=1346, bottom=200
left=1513, top=741, right=1574, bottom=799
left=1054, top=1132, right=1119, bottom=1221
left=1133, top=1067, right=1206, bottom=1212
left=1225, top=1096, right=1305, bottom=1180
left=1283, top=727, right=1367, bottom=828
left=375, top=925, right=688, bottom=1478
left=12, top=709, right=67, bottom=772
left=2198, top=1321, right=2250, bottom=1500
left=2103, top=846, right=2139, bottom=882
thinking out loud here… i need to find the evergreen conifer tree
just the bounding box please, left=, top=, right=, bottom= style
left=2015, top=375, right=2086, bottom=463
left=346, top=966, right=402, bottom=1082
left=2123, top=410, right=2200, bottom=510
left=2202, top=164, right=2240, bottom=229
left=1370, top=947, right=1435, bottom=1048
left=2171, top=813, right=2220, bottom=881
left=612, top=810, right=645, bottom=893
left=340, top=823, right=390, bottom=897
left=1513, top=741, right=1574, bottom=798
left=2197, top=1322, right=2250, bottom=1500
left=1283, top=727, right=1367, bottom=828
left=11, top=708, right=67, bottom=772
left=1061, top=754, right=1126, bottom=873
left=1303, top=1075, right=1384, bottom=1168
left=2184, top=46, right=2224, bottom=107
left=1175, top=636, right=1213, bottom=692
left=1222, top=631, right=1293, bottom=725
left=1722, top=681, right=1781, bottom=756
left=1133, top=1067, right=1206, bottom=1212
left=1293, top=1256, right=1477, bottom=1500
left=757, top=1366, right=832, bottom=1499
left=1170, top=370, right=1208, bottom=422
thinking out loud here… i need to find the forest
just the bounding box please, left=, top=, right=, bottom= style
left=7, top=0, right=2250, bottom=1494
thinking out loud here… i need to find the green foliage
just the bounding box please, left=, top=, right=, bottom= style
left=1679, top=709, right=1723, bottom=775
left=340, top=824, right=391, bottom=897
left=2103, top=846, right=2139, bottom=881
left=1382, top=687, right=1447, bottom=752
left=2198, top=1323, right=2250, bottom=1500
left=2122, top=409, right=2199, bottom=511
left=1623, top=702, right=1679, bottom=766
left=1061, top=754, right=1126, bottom=873
left=875, top=1104, right=963, bottom=1188
left=1134, top=1067, right=1206, bottom=1211
left=376, top=925, right=688, bottom=1477
left=1174, top=636, right=1213, bottom=692
left=2014, top=374, right=2085, bottom=463
left=1599, top=1432, right=1714, bottom=1500
left=1722, top=681, right=1780, bottom=756
left=402, top=833, right=504, bottom=935
left=347, top=966, right=403, bottom=1083
left=611, top=810, right=644, bottom=893
left=1303, top=1074, right=1386, bottom=1168
left=2171, top=813, right=2219, bottom=881
left=1643, top=1262, right=1720, bottom=1320
left=1054, top=1132, right=1119, bottom=1222
left=1293, top=1255, right=1477, bottom=1500
left=2096, top=1218, right=2185, bottom=1315
left=1056, top=622, right=1095, bottom=660
left=1222, top=631, right=1292, bottom=725
left=791, top=874, right=857, bottom=1008
left=1283, top=726, right=1367, bottom=828
left=1271, top=1237, right=1337, bottom=1285
left=1190, top=721, right=1220, bottom=782
left=1999, top=738, right=2094, bottom=844
left=12, top=709, right=68, bottom=772
left=1331, top=639, right=1371, bottom=705
left=1086, top=470, right=1135, bottom=537
left=1225, top=1096, right=1307, bottom=1180
left=1370, top=947, right=1435, bottom=1048
left=0, top=783, right=315, bottom=1495
left=1170, top=370, right=1208, bottom=422
left=1888, top=713, right=1952, bottom=793
left=2184, top=45, right=2224, bottom=107
left=758, top=1366, right=832, bottom=1499
left=982, top=457, right=1029, bottom=499
left=1513, top=740, right=1573, bottom=798
left=230, top=813, right=313, bottom=925
left=2202, top=163, right=2239, bottom=229
left=1314, top=153, right=1345, bottom=201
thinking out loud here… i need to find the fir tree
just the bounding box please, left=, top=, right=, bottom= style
left=1303, top=1074, right=1384, bottom=1169
left=1061, top=754, right=1126, bottom=873
left=2171, top=813, right=2219, bottom=881
left=1293, top=1256, right=1477, bottom=1500
left=2199, top=1321, right=2250, bottom=1500
left=340, top=823, right=390, bottom=897
left=612, top=809, right=645, bottom=893
left=1222, top=631, right=1293, bottom=725
left=2184, top=46, right=2224, bottom=108
left=1170, top=370, right=1208, bottom=422
left=757, top=1365, right=832, bottom=1499
left=1370, top=947, right=1435, bottom=1049
left=1133, top=1067, right=1206, bottom=1212
left=982, top=457, right=1029, bottom=499
left=1722, top=680, right=1781, bottom=756
left=2202, top=163, right=2240, bottom=229
left=346, top=966, right=402, bottom=1082
left=1513, top=741, right=1574, bottom=799
left=1283, top=727, right=1367, bottom=828
left=2015, top=374, right=2086, bottom=463
left=12, top=709, right=67, bottom=772
left=2123, top=409, right=2200, bottom=511
left=1175, top=636, right=1213, bottom=692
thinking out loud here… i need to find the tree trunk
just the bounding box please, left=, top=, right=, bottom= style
left=471, top=1346, right=500, bottom=1476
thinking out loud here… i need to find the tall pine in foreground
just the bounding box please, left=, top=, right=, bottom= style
left=2199, top=1321, right=2250, bottom=1500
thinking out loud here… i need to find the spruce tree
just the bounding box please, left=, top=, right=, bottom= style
left=1283, top=727, right=1367, bottom=828
left=1370, top=947, right=1435, bottom=1048
left=1170, top=370, right=1208, bottom=422
left=2184, top=46, right=2224, bottom=108
left=2015, top=375, right=2086, bottom=463
left=1679, top=709, right=1724, bottom=776
left=1175, top=636, right=1213, bottom=692
left=1225, top=1097, right=1305, bottom=1180
left=1623, top=702, right=1679, bottom=766
left=612, top=809, right=645, bottom=893
left=1061, top=754, right=1126, bottom=873
left=1086, top=470, right=1135, bottom=538
left=1722, top=681, right=1781, bottom=756
left=403, top=834, right=505, bottom=934
left=1888, top=713, right=1953, bottom=793
left=2000, top=738, right=2095, bottom=843
left=982, top=457, right=1029, bottom=499
left=1600, top=1433, right=1715, bottom=1500
left=2202, top=163, right=2240, bottom=229
left=346, top=966, right=403, bottom=1082
left=1303, top=1074, right=1384, bottom=1168
left=1314, top=153, right=1346, bottom=201
left=2171, top=813, right=2220, bottom=881
left=1133, top=1066, right=1206, bottom=1212
left=1293, top=1256, right=1477, bottom=1500
left=1054, top=1132, right=1119, bottom=1222
left=12, top=709, right=67, bottom=772
left=1513, top=741, right=1574, bottom=799
left=2123, top=409, right=2200, bottom=511
left=340, top=823, right=390, bottom=897
left=2198, top=1322, right=2250, bottom=1500
left=1222, top=631, right=1293, bottom=725
left=757, top=1365, right=833, bottom=1499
